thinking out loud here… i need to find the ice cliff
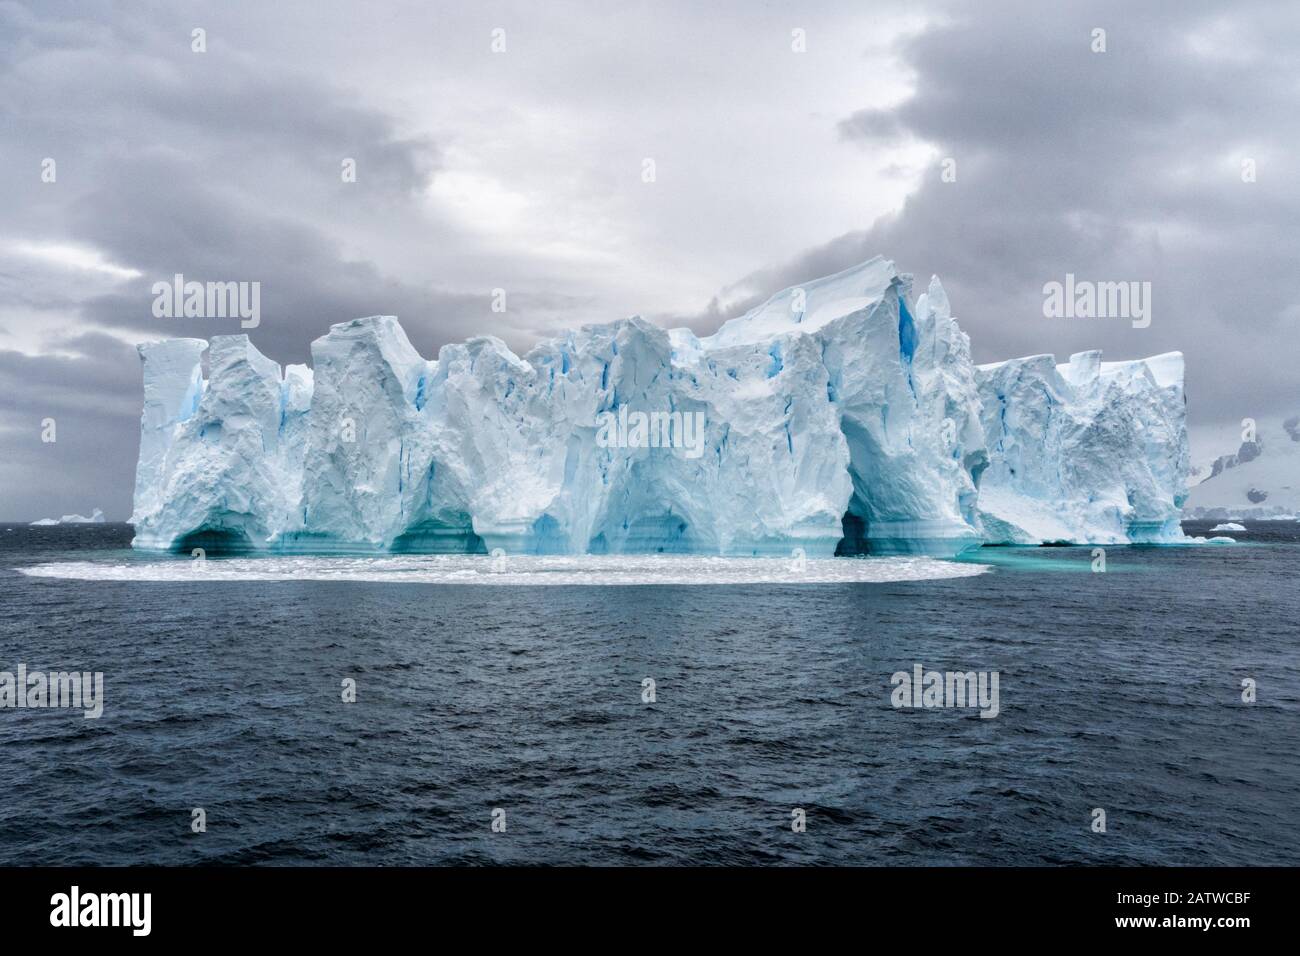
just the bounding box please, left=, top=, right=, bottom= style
left=129, top=257, right=1188, bottom=555
left=975, top=351, right=1189, bottom=544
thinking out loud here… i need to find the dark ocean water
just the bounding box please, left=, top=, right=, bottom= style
left=1, top=521, right=1297, bottom=866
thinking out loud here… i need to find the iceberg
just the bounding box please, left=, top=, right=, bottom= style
left=131, top=335, right=311, bottom=550
left=129, top=257, right=1187, bottom=555
left=30, top=509, right=106, bottom=526
left=975, top=350, right=1189, bottom=544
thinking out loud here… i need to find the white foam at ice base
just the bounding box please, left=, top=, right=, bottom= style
left=17, top=554, right=988, bottom=586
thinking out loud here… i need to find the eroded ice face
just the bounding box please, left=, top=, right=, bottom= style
left=975, top=350, right=1190, bottom=545
left=127, top=256, right=1186, bottom=557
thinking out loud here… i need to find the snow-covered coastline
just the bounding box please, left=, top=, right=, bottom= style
left=1184, top=414, right=1300, bottom=519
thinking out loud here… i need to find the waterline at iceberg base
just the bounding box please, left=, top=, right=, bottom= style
left=129, top=257, right=1190, bottom=557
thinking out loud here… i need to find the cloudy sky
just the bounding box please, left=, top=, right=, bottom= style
left=2, top=0, right=1297, bottom=520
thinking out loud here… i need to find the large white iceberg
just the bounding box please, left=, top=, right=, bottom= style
left=975, top=350, right=1189, bottom=544
left=129, top=257, right=1187, bottom=555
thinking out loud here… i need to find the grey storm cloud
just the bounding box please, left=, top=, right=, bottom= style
left=0, top=332, right=143, bottom=515
left=0, top=0, right=562, bottom=518
left=724, top=0, right=1300, bottom=425
left=1, top=0, right=1297, bottom=520
left=836, top=109, right=906, bottom=143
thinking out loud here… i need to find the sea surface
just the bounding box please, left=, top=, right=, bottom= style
left=1, top=521, right=1297, bottom=866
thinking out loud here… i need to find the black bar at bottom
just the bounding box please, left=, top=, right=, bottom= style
left=1, top=866, right=1282, bottom=941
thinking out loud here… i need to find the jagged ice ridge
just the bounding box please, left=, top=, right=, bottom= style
left=130, top=258, right=1190, bottom=556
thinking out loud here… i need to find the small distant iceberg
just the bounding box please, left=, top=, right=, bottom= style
left=29, top=508, right=106, bottom=526
left=1210, top=522, right=1246, bottom=532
